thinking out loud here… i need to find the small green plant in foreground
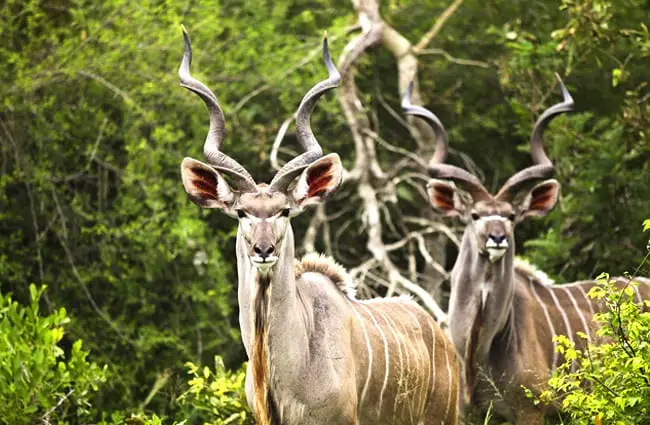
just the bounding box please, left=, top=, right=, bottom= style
left=538, top=222, right=650, bottom=424
left=179, top=356, right=254, bottom=425
left=0, top=285, right=107, bottom=425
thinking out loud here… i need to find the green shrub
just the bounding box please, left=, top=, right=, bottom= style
left=538, top=225, right=650, bottom=424
left=0, top=284, right=107, bottom=425
left=178, top=356, right=253, bottom=425
left=97, top=412, right=181, bottom=425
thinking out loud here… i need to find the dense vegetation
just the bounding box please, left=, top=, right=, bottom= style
left=539, top=264, right=650, bottom=424
left=1, top=0, right=648, bottom=423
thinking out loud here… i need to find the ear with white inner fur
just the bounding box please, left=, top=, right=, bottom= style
left=180, top=157, right=235, bottom=209
left=515, top=179, right=560, bottom=218
left=426, top=179, right=468, bottom=217
left=291, top=153, right=343, bottom=208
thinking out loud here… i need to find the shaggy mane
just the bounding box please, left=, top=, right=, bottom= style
left=295, top=253, right=357, bottom=298
left=514, top=256, right=554, bottom=286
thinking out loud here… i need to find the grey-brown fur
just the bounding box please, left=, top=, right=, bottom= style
left=180, top=30, right=461, bottom=425
left=240, top=222, right=461, bottom=425
left=402, top=75, right=649, bottom=424
left=450, top=228, right=650, bottom=424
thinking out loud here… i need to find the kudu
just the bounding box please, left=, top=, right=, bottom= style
left=178, top=29, right=460, bottom=425
left=402, top=78, right=650, bottom=424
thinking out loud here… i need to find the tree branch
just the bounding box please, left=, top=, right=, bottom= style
left=412, top=0, right=465, bottom=54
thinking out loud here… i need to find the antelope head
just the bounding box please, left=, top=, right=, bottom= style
left=402, top=77, right=573, bottom=263
left=179, top=29, right=342, bottom=273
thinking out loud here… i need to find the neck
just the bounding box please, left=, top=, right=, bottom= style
left=237, top=224, right=303, bottom=425
left=236, top=224, right=299, bottom=354
left=448, top=229, right=517, bottom=367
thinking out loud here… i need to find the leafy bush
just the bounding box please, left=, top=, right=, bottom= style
left=97, top=412, right=178, bottom=425
left=538, top=225, right=650, bottom=424
left=0, top=285, right=106, bottom=425
left=179, top=356, right=253, bottom=425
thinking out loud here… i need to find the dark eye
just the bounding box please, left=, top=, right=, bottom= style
left=281, top=208, right=291, bottom=217
left=471, top=212, right=480, bottom=221
left=236, top=209, right=246, bottom=218
left=508, top=214, right=516, bottom=221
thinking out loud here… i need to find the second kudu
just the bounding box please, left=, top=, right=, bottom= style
left=402, top=78, right=650, bottom=424
left=178, top=30, right=460, bottom=425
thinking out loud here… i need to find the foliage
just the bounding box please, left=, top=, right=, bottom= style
left=0, top=0, right=348, bottom=417
left=498, top=0, right=650, bottom=280
left=538, top=234, right=650, bottom=424
left=0, top=285, right=106, bottom=425
left=179, top=356, right=253, bottom=425
left=1, top=0, right=648, bottom=422
left=97, top=412, right=182, bottom=425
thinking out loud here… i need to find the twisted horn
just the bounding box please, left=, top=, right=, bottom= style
left=269, top=34, right=341, bottom=192
left=495, top=73, right=573, bottom=200
left=179, top=27, right=257, bottom=192
left=402, top=81, right=491, bottom=201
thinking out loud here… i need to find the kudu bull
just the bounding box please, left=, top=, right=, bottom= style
left=178, top=30, right=460, bottom=425
left=402, top=77, right=650, bottom=424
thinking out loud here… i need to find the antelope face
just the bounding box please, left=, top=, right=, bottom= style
left=180, top=154, right=344, bottom=274
left=403, top=73, right=572, bottom=264
left=426, top=178, right=560, bottom=263
left=468, top=201, right=516, bottom=262
left=176, top=29, right=341, bottom=275
left=235, top=189, right=292, bottom=270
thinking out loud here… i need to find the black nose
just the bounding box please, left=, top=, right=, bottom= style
left=254, top=244, right=275, bottom=259
left=489, top=233, right=506, bottom=244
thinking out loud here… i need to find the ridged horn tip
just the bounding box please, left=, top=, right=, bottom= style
left=322, top=33, right=338, bottom=79
left=402, top=81, right=415, bottom=109
left=181, top=25, right=190, bottom=49
left=554, top=72, right=573, bottom=105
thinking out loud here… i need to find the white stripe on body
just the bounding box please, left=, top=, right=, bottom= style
left=562, top=287, right=592, bottom=343
left=428, top=320, right=437, bottom=397
left=529, top=283, right=559, bottom=370
left=399, top=303, right=430, bottom=417
left=350, top=301, right=374, bottom=404
left=442, top=335, right=453, bottom=424
left=372, top=305, right=405, bottom=423
left=575, top=284, right=595, bottom=317
left=545, top=286, right=574, bottom=343
left=544, top=286, right=575, bottom=370
left=632, top=284, right=642, bottom=304
left=358, top=303, right=390, bottom=414
left=393, top=304, right=416, bottom=425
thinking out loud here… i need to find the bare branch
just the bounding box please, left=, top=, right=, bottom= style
left=418, top=48, right=491, bottom=68
left=270, top=115, right=295, bottom=171
left=363, top=128, right=428, bottom=169
left=0, top=118, right=53, bottom=311
left=412, top=0, right=465, bottom=54
left=233, top=33, right=344, bottom=114
left=40, top=389, right=74, bottom=425
left=54, top=209, right=135, bottom=346
left=60, top=118, right=108, bottom=181
left=303, top=204, right=327, bottom=254
left=76, top=70, right=143, bottom=113
left=332, top=0, right=454, bottom=322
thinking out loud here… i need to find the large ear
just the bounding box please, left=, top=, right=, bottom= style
left=426, top=179, right=468, bottom=217
left=180, top=157, right=235, bottom=209
left=291, top=153, right=343, bottom=208
left=514, top=179, right=560, bottom=218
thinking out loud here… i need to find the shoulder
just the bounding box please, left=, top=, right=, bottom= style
left=514, top=256, right=554, bottom=286
left=295, top=253, right=357, bottom=298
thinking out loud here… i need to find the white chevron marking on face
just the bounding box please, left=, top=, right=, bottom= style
left=480, top=215, right=508, bottom=222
